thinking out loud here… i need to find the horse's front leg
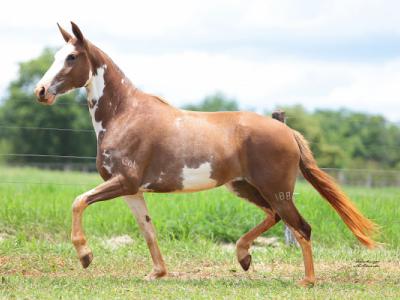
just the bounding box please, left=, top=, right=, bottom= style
left=71, top=175, right=128, bottom=268
left=124, top=193, right=167, bottom=280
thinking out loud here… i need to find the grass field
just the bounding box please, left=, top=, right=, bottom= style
left=1, top=166, right=399, bottom=299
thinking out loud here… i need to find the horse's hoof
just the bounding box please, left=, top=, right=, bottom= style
left=298, top=278, right=315, bottom=288
left=239, top=254, right=252, bottom=271
left=145, top=269, right=167, bottom=281
left=80, top=252, right=93, bottom=269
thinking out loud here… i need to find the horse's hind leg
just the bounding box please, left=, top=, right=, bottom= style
left=255, top=182, right=315, bottom=286
left=226, top=180, right=281, bottom=271
left=277, top=201, right=314, bottom=286
left=286, top=222, right=315, bottom=287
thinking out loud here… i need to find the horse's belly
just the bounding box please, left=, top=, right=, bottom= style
left=140, top=162, right=218, bottom=193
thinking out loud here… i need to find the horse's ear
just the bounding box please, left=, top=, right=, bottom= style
left=57, top=23, right=72, bottom=42
left=70, top=21, right=85, bottom=43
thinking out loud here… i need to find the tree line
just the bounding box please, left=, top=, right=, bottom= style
left=1, top=49, right=400, bottom=170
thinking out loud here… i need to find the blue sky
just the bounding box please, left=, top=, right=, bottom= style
left=1, top=0, right=400, bottom=120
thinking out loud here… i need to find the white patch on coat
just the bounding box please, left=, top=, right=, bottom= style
left=37, top=43, right=76, bottom=89
left=103, top=165, right=112, bottom=175
left=102, top=150, right=113, bottom=175
left=181, top=162, right=217, bottom=191
left=86, top=65, right=107, bottom=140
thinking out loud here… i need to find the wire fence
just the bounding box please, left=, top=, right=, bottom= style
left=2, top=158, right=400, bottom=187
left=2, top=124, right=400, bottom=150
left=5, top=99, right=88, bottom=107
left=2, top=155, right=400, bottom=187
left=1, top=119, right=400, bottom=187
left=0, top=125, right=92, bottom=132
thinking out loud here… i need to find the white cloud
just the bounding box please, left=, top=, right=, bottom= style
left=240, top=0, right=400, bottom=37
left=1, top=0, right=400, bottom=120
left=112, top=50, right=400, bottom=119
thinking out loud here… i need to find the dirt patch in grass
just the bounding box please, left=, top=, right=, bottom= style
left=1, top=254, right=398, bottom=286
left=167, top=260, right=399, bottom=285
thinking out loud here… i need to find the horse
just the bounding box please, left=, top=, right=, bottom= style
left=34, top=22, right=377, bottom=286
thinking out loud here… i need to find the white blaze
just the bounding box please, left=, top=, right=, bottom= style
left=86, top=65, right=107, bottom=140
left=37, top=43, right=75, bottom=88
left=181, top=162, right=217, bottom=191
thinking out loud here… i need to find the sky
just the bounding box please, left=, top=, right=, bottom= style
left=1, top=0, right=400, bottom=120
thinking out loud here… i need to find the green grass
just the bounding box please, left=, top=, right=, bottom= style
left=1, top=166, right=399, bottom=299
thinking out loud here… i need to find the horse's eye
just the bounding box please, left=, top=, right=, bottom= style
left=66, top=54, right=76, bottom=62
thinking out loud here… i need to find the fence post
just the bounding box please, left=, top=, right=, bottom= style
left=272, top=110, right=298, bottom=247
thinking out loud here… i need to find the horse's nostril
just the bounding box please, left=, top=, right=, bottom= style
left=39, top=87, right=46, bottom=97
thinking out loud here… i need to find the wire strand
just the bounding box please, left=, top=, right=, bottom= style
left=5, top=99, right=88, bottom=107
left=0, top=153, right=96, bottom=160
left=1, top=166, right=399, bottom=186
left=0, top=125, right=93, bottom=133
left=0, top=180, right=98, bottom=186
left=2, top=125, right=400, bottom=150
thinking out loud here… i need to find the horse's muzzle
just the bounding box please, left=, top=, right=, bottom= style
left=34, top=85, right=56, bottom=105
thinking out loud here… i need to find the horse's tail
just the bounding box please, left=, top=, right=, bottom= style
left=292, top=130, right=378, bottom=248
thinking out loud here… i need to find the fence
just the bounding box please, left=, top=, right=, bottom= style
left=3, top=154, right=400, bottom=187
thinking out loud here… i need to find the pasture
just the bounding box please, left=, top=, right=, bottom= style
left=0, top=166, right=399, bottom=299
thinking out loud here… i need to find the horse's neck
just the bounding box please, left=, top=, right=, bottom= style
left=85, top=53, right=135, bottom=142
left=85, top=46, right=176, bottom=144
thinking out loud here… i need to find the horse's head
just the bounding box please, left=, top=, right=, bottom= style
left=35, top=22, right=92, bottom=105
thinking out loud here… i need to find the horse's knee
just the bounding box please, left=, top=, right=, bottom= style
left=72, top=194, right=88, bottom=213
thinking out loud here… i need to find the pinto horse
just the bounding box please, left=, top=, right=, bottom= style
left=35, top=22, right=377, bottom=286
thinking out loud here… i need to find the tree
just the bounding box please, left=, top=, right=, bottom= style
left=0, top=48, right=96, bottom=164
left=277, top=106, right=400, bottom=169
left=183, top=92, right=239, bottom=111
